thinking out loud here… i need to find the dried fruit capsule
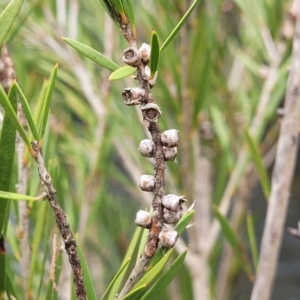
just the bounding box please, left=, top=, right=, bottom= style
left=163, top=209, right=181, bottom=224
left=139, top=174, right=155, bottom=191
left=163, top=146, right=177, bottom=161
left=158, top=229, right=178, bottom=248
left=141, top=103, right=162, bottom=122
left=162, top=194, right=187, bottom=212
left=161, top=129, right=179, bottom=148
left=122, top=87, right=146, bottom=106
left=139, top=43, right=151, bottom=64
left=138, top=139, right=154, bottom=157
left=135, top=210, right=152, bottom=228
left=122, top=47, right=141, bottom=67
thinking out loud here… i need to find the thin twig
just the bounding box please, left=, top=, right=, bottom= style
left=251, top=3, right=300, bottom=299
left=31, top=141, right=86, bottom=300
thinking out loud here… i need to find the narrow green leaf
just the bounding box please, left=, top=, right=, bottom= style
left=105, top=226, right=143, bottom=300
left=122, top=0, right=136, bottom=39
left=0, top=191, right=40, bottom=201
left=160, top=0, right=199, bottom=52
left=0, top=83, right=18, bottom=296
left=140, top=249, right=188, bottom=300
left=109, top=65, right=136, bottom=81
left=247, top=211, right=258, bottom=272
left=121, top=284, right=147, bottom=300
left=0, top=0, right=24, bottom=48
left=149, top=30, right=159, bottom=78
left=244, top=128, right=270, bottom=199
left=14, top=82, right=39, bottom=140
left=101, top=257, right=131, bottom=300
left=39, top=64, right=58, bottom=140
left=213, top=206, right=254, bottom=280
left=62, top=38, right=119, bottom=71
left=0, top=84, right=31, bottom=149
left=5, top=270, right=20, bottom=300
left=174, top=209, right=195, bottom=235
left=134, top=248, right=174, bottom=289
left=77, top=244, right=97, bottom=300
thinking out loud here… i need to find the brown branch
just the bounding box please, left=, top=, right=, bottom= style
left=31, top=141, right=86, bottom=300
left=251, top=3, right=300, bottom=299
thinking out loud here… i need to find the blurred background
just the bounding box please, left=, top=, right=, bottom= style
left=1, top=0, right=300, bottom=299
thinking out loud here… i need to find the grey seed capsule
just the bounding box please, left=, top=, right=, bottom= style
left=138, top=139, right=154, bottom=157
left=139, top=43, right=151, bottom=64
left=162, top=194, right=187, bottom=212
left=163, top=146, right=177, bottom=161
left=139, top=174, right=155, bottom=192
left=135, top=210, right=152, bottom=228
left=141, top=103, right=162, bottom=122
left=161, top=129, right=179, bottom=148
left=163, top=209, right=181, bottom=224
left=158, top=229, right=178, bottom=248
left=122, top=87, right=146, bottom=106
left=122, top=47, right=141, bottom=67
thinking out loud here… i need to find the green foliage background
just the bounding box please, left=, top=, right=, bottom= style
left=0, top=0, right=295, bottom=299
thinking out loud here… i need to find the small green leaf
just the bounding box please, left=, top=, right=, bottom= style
left=39, top=63, right=58, bottom=140
left=247, top=211, right=258, bottom=272
left=160, top=0, right=199, bottom=52
left=149, top=30, right=160, bottom=78
left=0, top=84, right=31, bottom=149
left=101, top=257, right=131, bottom=300
left=140, top=249, right=188, bottom=300
left=244, top=128, right=270, bottom=199
left=0, top=191, right=40, bottom=201
left=122, top=0, right=136, bottom=39
left=213, top=205, right=254, bottom=281
left=109, top=65, right=136, bottom=81
left=14, top=82, right=39, bottom=140
left=134, top=248, right=174, bottom=289
left=77, top=244, right=97, bottom=300
left=121, top=284, right=147, bottom=300
left=174, top=209, right=195, bottom=235
left=105, top=226, right=143, bottom=300
left=62, top=38, right=119, bottom=71
left=0, top=0, right=24, bottom=48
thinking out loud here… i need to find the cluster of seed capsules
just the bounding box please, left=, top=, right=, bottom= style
left=121, top=43, right=186, bottom=248
left=136, top=129, right=187, bottom=248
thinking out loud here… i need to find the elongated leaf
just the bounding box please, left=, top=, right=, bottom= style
left=149, top=30, right=159, bottom=78
left=14, top=82, right=39, bottom=140
left=0, top=191, right=40, bottom=201
left=174, top=209, right=195, bottom=235
left=160, top=0, right=199, bottom=52
left=213, top=206, right=254, bottom=280
left=121, top=284, right=147, bottom=300
left=0, top=84, right=31, bottom=149
left=100, top=0, right=126, bottom=24
left=244, top=128, right=270, bottom=199
left=134, top=248, right=174, bottom=289
left=101, top=257, right=131, bottom=300
left=5, top=270, right=20, bottom=300
left=62, top=38, right=119, bottom=71
left=39, top=64, right=58, bottom=140
left=109, top=65, right=136, bottom=81
left=140, top=249, right=188, bottom=300
left=0, top=83, right=18, bottom=297
left=122, top=0, right=136, bottom=39
left=77, top=244, right=97, bottom=300
left=0, top=0, right=23, bottom=48
left=247, top=211, right=258, bottom=272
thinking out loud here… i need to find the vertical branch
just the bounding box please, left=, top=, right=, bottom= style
left=251, top=4, right=300, bottom=299
left=31, top=142, right=86, bottom=300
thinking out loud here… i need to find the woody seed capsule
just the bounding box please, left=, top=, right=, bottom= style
left=162, top=194, right=187, bottom=212
left=139, top=174, right=155, bottom=192
left=135, top=210, right=152, bottom=228
left=163, top=146, right=177, bottom=161
left=138, top=139, right=154, bottom=157
left=161, top=129, right=179, bottom=148
left=158, top=229, right=178, bottom=248
left=122, top=87, right=146, bottom=106
left=141, top=103, right=162, bottom=122
left=139, top=43, right=151, bottom=64
left=163, top=209, right=181, bottom=224
left=122, top=47, right=141, bottom=67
